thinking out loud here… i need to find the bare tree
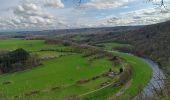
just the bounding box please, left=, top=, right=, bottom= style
left=148, top=0, right=166, bottom=7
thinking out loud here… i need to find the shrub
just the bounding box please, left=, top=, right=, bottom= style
left=9, top=48, right=29, bottom=62
left=119, top=65, right=132, bottom=85
left=119, top=68, right=123, bottom=73
left=0, top=49, right=40, bottom=73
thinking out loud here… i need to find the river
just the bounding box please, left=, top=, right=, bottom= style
left=135, top=58, right=166, bottom=98
left=107, top=51, right=166, bottom=98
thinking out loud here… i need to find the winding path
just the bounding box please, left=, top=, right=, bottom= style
left=79, top=82, right=115, bottom=97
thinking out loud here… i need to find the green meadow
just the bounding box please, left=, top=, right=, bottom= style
left=0, top=54, right=113, bottom=100
left=0, top=39, right=152, bottom=100
left=0, top=39, right=68, bottom=52
left=81, top=51, right=152, bottom=100
left=112, top=51, right=152, bottom=99
left=0, top=39, right=114, bottom=100
left=97, top=42, right=132, bottom=50
left=86, top=42, right=152, bottom=99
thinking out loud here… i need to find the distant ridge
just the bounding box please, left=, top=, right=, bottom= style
left=0, top=26, right=142, bottom=36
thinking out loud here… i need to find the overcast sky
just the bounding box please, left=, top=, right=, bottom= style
left=0, top=0, right=170, bottom=31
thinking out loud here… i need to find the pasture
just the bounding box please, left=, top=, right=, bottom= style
left=0, top=39, right=69, bottom=52
left=0, top=39, right=117, bottom=100
left=0, top=39, right=152, bottom=100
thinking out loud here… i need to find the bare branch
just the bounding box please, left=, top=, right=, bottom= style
left=148, top=0, right=166, bottom=7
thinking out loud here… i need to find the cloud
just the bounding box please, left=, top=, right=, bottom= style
left=22, top=0, right=64, bottom=8
left=0, top=2, right=66, bottom=31
left=80, top=0, right=133, bottom=9
left=13, top=3, right=54, bottom=25
left=105, top=7, right=170, bottom=26
left=14, top=3, right=46, bottom=17
left=1, top=0, right=170, bottom=31
left=44, top=0, right=64, bottom=8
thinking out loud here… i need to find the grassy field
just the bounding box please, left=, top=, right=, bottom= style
left=34, top=51, right=67, bottom=59
left=0, top=39, right=152, bottom=100
left=80, top=51, right=152, bottom=100
left=112, top=51, right=152, bottom=99
left=95, top=42, right=152, bottom=99
left=0, top=39, right=68, bottom=52
left=97, top=42, right=132, bottom=50
left=0, top=39, right=117, bottom=100
left=0, top=54, right=114, bottom=100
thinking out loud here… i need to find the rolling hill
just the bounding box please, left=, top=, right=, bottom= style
left=63, top=20, right=170, bottom=75
left=113, top=21, right=170, bottom=74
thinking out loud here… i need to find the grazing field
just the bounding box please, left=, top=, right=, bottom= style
left=95, top=42, right=152, bottom=99
left=0, top=39, right=118, bottom=100
left=0, top=54, right=114, bottom=100
left=81, top=52, right=152, bottom=100
left=112, top=51, right=152, bottom=99
left=0, top=39, right=69, bottom=52
left=0, top=39, right=152, bottom=100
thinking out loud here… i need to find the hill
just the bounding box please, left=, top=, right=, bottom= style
left=0, top=26, right=141, bottom=39
left=66, top=21, right=170, bottom=75
left=114, top=21, right=170, bottom=74
left=0, top=38, right=152, bottom=100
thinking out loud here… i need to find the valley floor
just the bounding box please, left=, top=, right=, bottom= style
left=0, top=39, right=152, bottom=100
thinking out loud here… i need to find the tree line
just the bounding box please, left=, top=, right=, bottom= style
left=0, top=48, right=40, bottom=74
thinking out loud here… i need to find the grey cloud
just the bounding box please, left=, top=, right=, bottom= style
left=43, top=0, right=64, bottom=8
left=22, top=0, right=64, bottom=8
left=80, top=0, right=134, bottom=9
left=106, top=8, right=170, bottom=26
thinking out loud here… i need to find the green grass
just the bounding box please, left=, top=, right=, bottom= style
left=98, top=42, right=131, bottom=50
left=0, top=39, right=68, bottom=52
left=104, top=42, right=152, bottom=99
left=0, top=39, right=152, bottom=100
left=0, top=54, right=113, bottom=100
left=86, top=42, right=152, bottom=99
left=0, top=39, right=120, bottom=100
left=113, top=51, right=152, bottom=99
left=82, top=52, right=152, bottom=100
left=34, top=51, right=66, bottom=59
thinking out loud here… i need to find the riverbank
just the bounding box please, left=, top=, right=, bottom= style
left=134, top=58, right=166, bottom=99
left=110, top=51, right=152, bottom=99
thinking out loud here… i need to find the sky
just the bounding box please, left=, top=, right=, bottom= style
left=0, top=0, right=170, bottom=31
